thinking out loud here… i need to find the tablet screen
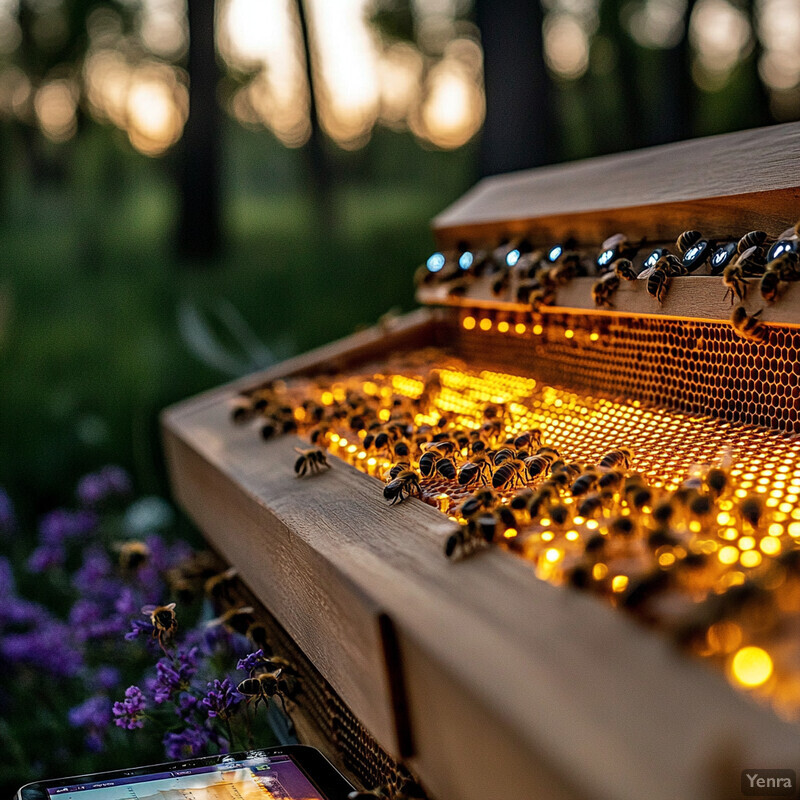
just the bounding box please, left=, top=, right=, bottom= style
left=45, top=753, right=327, bottom=800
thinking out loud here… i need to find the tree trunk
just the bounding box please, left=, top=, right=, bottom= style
left=177, top=0, right=222, bottom=262
left=475, top=0, right=553, bottom=176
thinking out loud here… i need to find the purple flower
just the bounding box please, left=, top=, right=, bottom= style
left=0, top=487, right=15, bottom=534
left=69, top=695, right=112, bottom=729
left=69, top=695, right=112, bottom=754
left=202, top=678, right=243, bottom=720
left=2, top=621, right=83, bottom=677
left=149, top=647, right=199, bottom=704
left=76, top=466, right=132, bottom=508
left=92, top=665, right=121, bottom=691
left=112, top=686, right=147, bottom=729
left=72, top=547, right=115, bottom=597
left=125, top=617, right=156, bottom=642
left=237, top=650, right=265, bottom=675
left=163, top=726, right=209, bottom=760
left=38, top=509, right=97, bottom=546
left=176, top=692, right=200, bottom=722
left=27, top=544, right=65, bottom=573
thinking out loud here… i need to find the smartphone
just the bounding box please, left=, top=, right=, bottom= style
left=16, top=744, right=356, bottom=800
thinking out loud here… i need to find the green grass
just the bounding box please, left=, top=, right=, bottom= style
left=0, top=122, right=475, bottom=511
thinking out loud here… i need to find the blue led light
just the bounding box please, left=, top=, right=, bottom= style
left=684, top=244, right=702, bottom=261
left=506, top=249, right=520, bottom=267
left=768, top=240, right=797, bottom=261
left=712, top=249, right=726, bottom=266
left=426, top=252, right=446, bottom=272
left=597, top=248, right=615, bottom=267
left=459, top=251, right=474, bottom=270
left=643, top=249, right=661, bottom=269
left=548, top=245, right=563, bottom=262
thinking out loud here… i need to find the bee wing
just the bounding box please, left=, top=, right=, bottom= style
left=141, top=605, right=157, bottom=614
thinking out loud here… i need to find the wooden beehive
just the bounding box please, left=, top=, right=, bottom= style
left=163, top=122, right=800, bottom=800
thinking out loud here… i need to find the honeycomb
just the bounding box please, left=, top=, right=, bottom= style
left=229, top=295, right=800, bottom=724
left=451, top=310, right=800, bottom=433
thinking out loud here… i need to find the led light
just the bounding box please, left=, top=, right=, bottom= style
left=462, top=316, right=476, bottom=330
left=643, top=249, right=664, bottom=269
left=760, top=536, right=781, bottom=555
left=427, top=252, right=446, bottom=272
left=564, top=329, right=574, bottom=339
left=497, top=321, right=510, bottom=333
left=506, top=249, right=520, bottom=267
left=731, top=646, right=773, bottom=688
left=532, top=324, right=543, bottom=335
left=768, top=239, right=797, bottom=261
left=459, top=251, right=474, bottom=270
left=611, top=575, right=628, bottom=592
left=515, top=323, right=526, bottom=334
left=479, top=318, right=492, bottom=331
left=597, top=248, right=615, bottom=267
left=718, top=546, right=739, bottom=565
left=544, top=548, right=561, bottom=563
left=548, top=245, right=563, bottom=262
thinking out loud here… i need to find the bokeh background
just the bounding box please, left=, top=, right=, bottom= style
left=0, top=0, right=799, bottom=789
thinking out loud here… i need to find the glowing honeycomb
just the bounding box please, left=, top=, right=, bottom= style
left=236, top=349, right=800, bottom=722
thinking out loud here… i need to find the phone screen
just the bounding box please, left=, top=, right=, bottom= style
left=43, top=753, right=329, bottom=800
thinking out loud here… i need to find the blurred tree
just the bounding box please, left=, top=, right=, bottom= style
left=475, top=0, right=553, bottom=174
left=177, top=0, right=222, bottom=262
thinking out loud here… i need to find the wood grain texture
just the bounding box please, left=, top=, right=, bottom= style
left=418, top=275, right=800, bottom=327
left=432, top=122, right=800, bottom=247
left=162, top=315, right=800, bottom=800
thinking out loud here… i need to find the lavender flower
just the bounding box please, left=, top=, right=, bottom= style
left=163, top=726, right=209, bottom=760
left=175, top=691, right=200, bottom=722
left=76, top=466, right=132, bottom=508
left=237, top=650, right=266, bottom=675
left=149, top=647, right=199, bottom=704
left=2, top=621, right=83, bottom=677
left=112, top=686, right=147, bottom=729
left=91, top=665, right=121, bottom=692
left=38, top=509, right=97, bottom=546
left=125, top=617, right=156, bottom=642
left=27, top=544, right=65, bottom=573
left=69, top=695, right=111, bottom=751
left=202, top=678, right=243, bottom=720
left=0, top=487, right=15, bottom=534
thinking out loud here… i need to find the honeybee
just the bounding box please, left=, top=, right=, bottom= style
left=738, top=230, right=769, bottom=254
left=523, top=454, right=553, bottom=481
left=591, top=272, right=620, bottom=308
left=204, top=566, right=238, bottom=601
left=597, top=469, right=624, bottom=490
left=142, top=603, right=178, bottom=651
left=570, top=469, right=600, bottom=497
left=676, top=230, right=702, bottom=254
left=435, top=456, right=457, bottom=480
left=599, top=447, right=633, bottom=469
left=459, top=487, right=499, bottom=517
left=737, top=245, right=767, bottom=277
left=457, top=455, right=490, bottom=486
left=576, top=493, right=604, bottom=518
left=731, top=306, right=768, bottom=343
left=237, top=660, right=296, bottom=713
left=444, top=524, right=486, bottom=560
left=492, top=458, right=525, bottom=490
left=739, top=495, right=763, bottom=528
left=309, top=424, right=331, bottom=446
left=383, top=470, right=422, bottom=505
left=418, top=450, right=441, bottom=477
left=116, top=540, right=150, bottom=572
left=422, top=440, right=456, bottom=456
left=492, top=447, right=516, bottom=466
left=704, top=467, right=728, bottom=499
left=294, top=448, right=330, bottom=477
left=230, top=397, right=256, bottom=424
left=770, top=250, right=800, bottom=281
left=760, top=266, right=781, bottom=303
left=646, top=260, right=671, bottom=304
left=387, top=461, right=411, bottom=480
left=528, top=483, right=559, bottom=516
left=613, top=258, right=638, bottom=281
left=206, top=606, right=255, bottom=634
left=514, top=430, right=542, bottom=450
left=652, top=501, right=676, bottom=526
left=722, top=262, right=747, bottom=304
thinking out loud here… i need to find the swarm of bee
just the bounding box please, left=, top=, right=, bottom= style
left=231, top=357, right=800, bottom=718
left=418, top=223, right=800, bottom=341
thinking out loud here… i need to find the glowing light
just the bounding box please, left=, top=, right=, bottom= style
left=548, top=245, right=563, bottom=262
left=658, top=552, right=676, bottom=567
left=718, top=546, right=740, bottom=565
left=612, top=575, right=629, bottom=593
left=532, top=324, right=543, bottom=335
left=479, top=318, right=492, bottom=331
left=544, top=14, right=589, bottom=80
left=462, top=316, right=476, bottom=330
left=760, top=536, right=781, bottom=555
left=740, top=549, right=762, bottom=568
left=589, top=332, right=600, bottom=342
left=739, top=536, right=755, bottom=550
left=427, top=252, right=446, bottom=272
left=564, top=329, right=574, bottom=339
left=504, top=528, right=518, bottom=539
left=497, top=321, right=510, bottom=333
left=34, top=80, right=77, bottom=142
left=592, top=563, right=608, bottom=580
left=459, top=251, right=474, bottom=270
left=731, top=646, right=773, bottom=688
left=515, top=323, right=527, bottom=334
left=544, top=548, right=562, bottom=563
left=506, top=249, right=520, bottom=267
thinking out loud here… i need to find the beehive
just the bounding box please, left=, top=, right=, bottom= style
left=163, top=122, right=800, bottom=800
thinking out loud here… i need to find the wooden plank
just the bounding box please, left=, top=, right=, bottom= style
left=163, top=372, right=800, bottom=800
left=432, top=122, right=800, bottom=247
left=418, top=275, right=800, bottom=328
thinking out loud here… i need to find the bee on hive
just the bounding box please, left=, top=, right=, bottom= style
left=676, top=230, right=702, bottom=254
left=459, top=487, right=500, bottom=517
left=722, top=262, right=747, bottom=304
left=759, top=264, right=781, bottom=303
left=737, top=230, right=769, bottom=254
left=294, top=447, right=330, bottom=477
left=458, top=453, right=491, bottom=486
left=492, top=459, right=526, bottom=490
left=599, top=447, right=633, bottom=470
left=646, top=257, right=675, bottom=303
left=592, top=272, right=620, bottom=308
left=731, top=306, right=768, bottom=343
left=613, top=258, right=638, bottom=281
left=383, top=470, right=422, bottom=505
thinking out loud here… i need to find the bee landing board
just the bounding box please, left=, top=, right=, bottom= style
left=163, top=125, right=800, bottom=800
